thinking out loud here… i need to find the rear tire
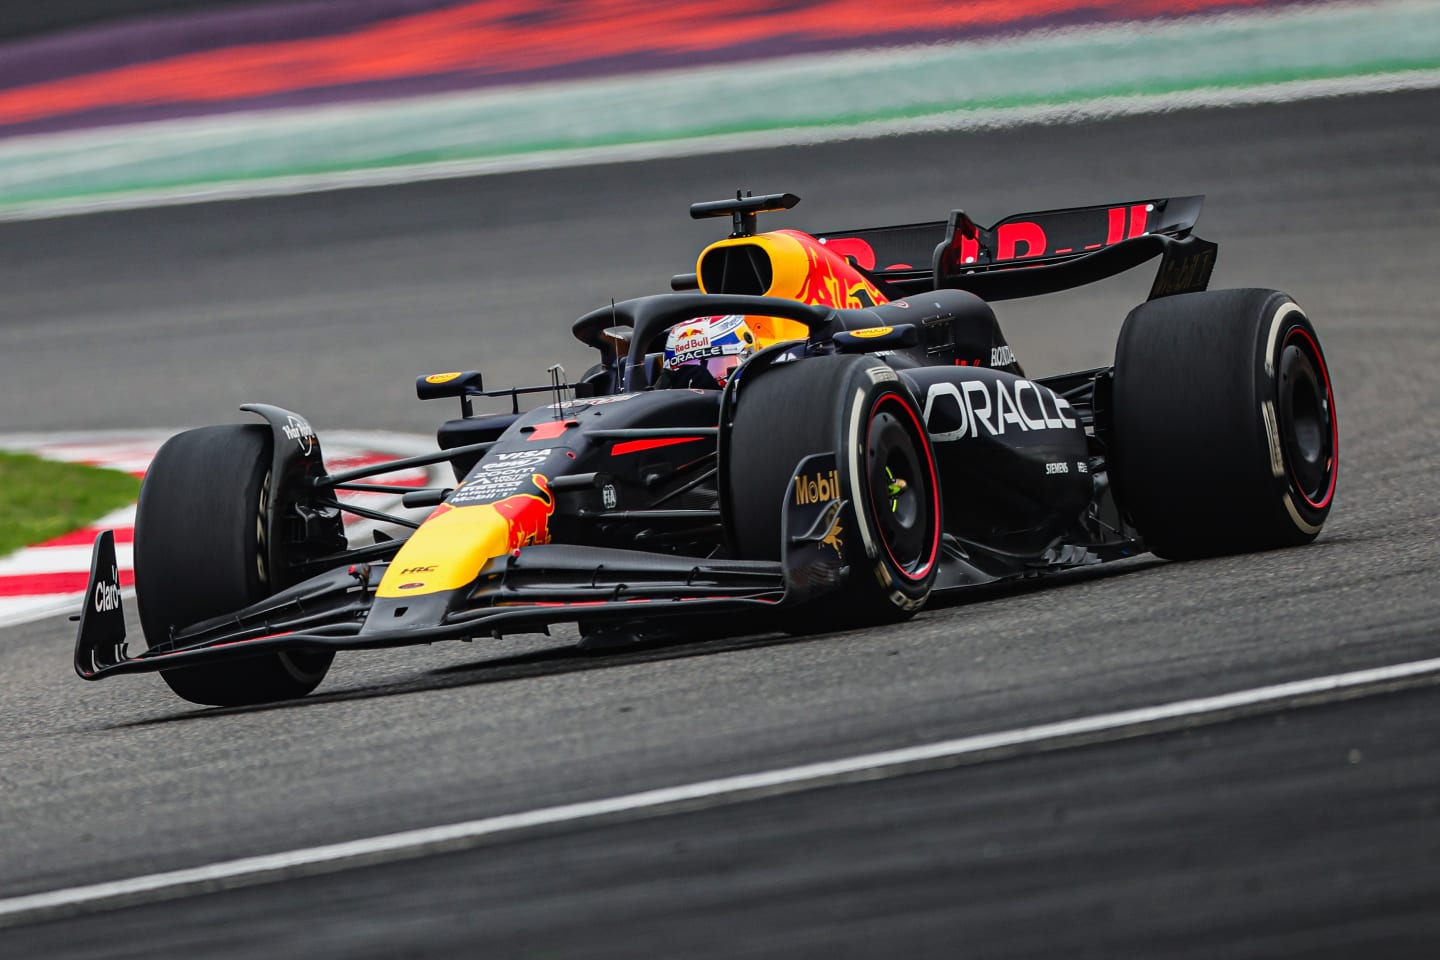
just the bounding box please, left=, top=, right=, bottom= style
left=726, top=355, right=942, bottom=626
left=134, top=424, right=333, bottom=706
left=1110, top=289, right=1338, bottom=559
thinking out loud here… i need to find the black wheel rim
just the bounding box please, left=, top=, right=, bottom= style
left=1277, top=327, right=1336, bottom=509
left=865, top=398, right=935, bottom=576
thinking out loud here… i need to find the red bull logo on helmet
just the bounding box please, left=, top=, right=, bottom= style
left=672, top=326, right=709, bottom=353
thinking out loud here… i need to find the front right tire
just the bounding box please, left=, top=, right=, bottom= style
left=726, top=354, right=942, bottom=626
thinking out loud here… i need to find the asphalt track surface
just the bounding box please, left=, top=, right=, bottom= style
left=2, top=88, right=1439, bottom=955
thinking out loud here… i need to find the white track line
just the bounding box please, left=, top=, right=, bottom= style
left=4, top=653, right=1440, bottom=927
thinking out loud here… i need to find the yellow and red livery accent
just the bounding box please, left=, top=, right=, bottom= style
left=376, top=474, right=555, bottom=598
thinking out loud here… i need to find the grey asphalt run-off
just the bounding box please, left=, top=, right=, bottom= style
left=0, top=86, right=1438, bottom=955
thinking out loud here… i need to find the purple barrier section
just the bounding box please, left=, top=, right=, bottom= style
left=0, top=0, right=466, bottom=90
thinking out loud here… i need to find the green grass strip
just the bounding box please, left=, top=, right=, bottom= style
left=0, top=451, right=140, bottom=557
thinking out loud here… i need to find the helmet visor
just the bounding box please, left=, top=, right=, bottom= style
left=703, top=353, right=743, bottom=386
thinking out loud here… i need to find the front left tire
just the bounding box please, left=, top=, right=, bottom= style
left=134, top=424, right=333, bottom=706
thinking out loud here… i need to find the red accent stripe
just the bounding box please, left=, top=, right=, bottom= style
left=204, top=631, right=295, bottom=651
left=146, top=630, right=297, bottom=659
left=1127, top=203, right=1150, bottom=238
left=502, top=595, right=765, bottom=608
left=527, top=420, right=573, bottom=441
left=0, top=569, right=134, bottom=597
left=610, top=436, right=705, bottom=457
left=1105, top=207, right=1127, bottom=245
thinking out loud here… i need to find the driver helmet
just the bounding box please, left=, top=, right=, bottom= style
left=661, top=314, right=756, bottom=388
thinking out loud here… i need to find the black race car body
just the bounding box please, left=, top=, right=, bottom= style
left=76, top=191, right=1338, bottom=706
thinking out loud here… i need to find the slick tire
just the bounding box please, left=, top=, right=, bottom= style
left=134, top=424, right=333, bottom=706
left=726, top=354, right=942, bottom=627
left=1110, top=288, right=1338, bottom=559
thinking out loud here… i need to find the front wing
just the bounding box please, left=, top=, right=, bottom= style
left=74, top=455, right=852, bottom=681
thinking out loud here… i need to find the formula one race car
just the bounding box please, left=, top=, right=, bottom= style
left=76, top=191, right=1338, bottom=706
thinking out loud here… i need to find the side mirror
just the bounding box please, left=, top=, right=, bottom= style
left=416, top=370, right=484, bottom=400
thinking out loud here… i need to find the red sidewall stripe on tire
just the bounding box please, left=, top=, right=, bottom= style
left=866, top=393, right=942, bottom=583
left=1285, top=325, right=1339, bottom=511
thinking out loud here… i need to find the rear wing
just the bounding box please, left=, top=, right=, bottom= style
left=815, top=195, right=1215, bottom=302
